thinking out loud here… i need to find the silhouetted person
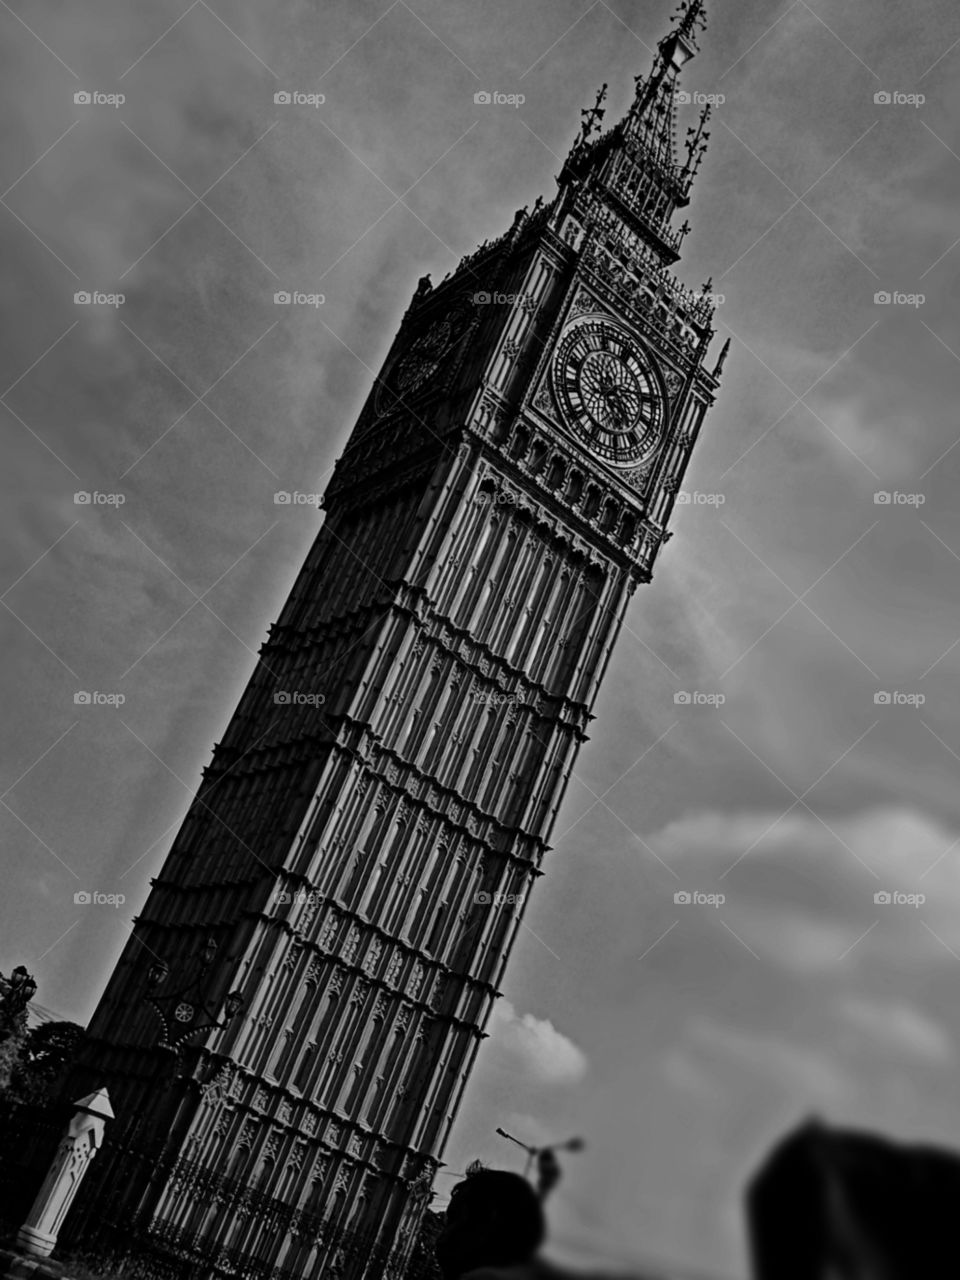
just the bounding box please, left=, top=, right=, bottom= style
left=747, top=1117, right=960, bottom=1279
left=435, top=1168, right=572, bottom=1280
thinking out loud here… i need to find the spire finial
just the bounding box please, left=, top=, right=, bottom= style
left=574, top=82, right=608, bottom=151
left=672, top=0, right=707, bottom=45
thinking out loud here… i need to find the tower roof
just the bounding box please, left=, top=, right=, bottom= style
left=563, top=0, right=711, bottom=204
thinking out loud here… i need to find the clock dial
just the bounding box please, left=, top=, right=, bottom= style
left=552, top=317, right=667, bottom=467
left=376, top=307, right=465, bottom=416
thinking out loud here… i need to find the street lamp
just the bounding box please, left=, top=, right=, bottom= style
left=494, top=1128, right=585, bottom=1199
left=143, top=941, right=243, bottom=1064
left=0, top=964, right=38, bottom=1040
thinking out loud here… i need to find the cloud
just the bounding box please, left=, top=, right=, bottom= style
left=650, top=804, right=959, bottom=889
left=837, top=996, right=955, bottom=1065
left=685, top=1015, right=852, bottom=1107
left=642, top=804, right=960, bottom=971
left=487, top=998, right=588, bottom=1086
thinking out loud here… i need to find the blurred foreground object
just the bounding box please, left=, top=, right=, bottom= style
left=747, top=1117, right=960, bottom=1279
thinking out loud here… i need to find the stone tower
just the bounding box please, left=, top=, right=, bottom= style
left=62, top=3, right=728, bottom=1276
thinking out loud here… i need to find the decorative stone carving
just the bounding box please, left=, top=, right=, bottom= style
left=407, top=962, right=425, bottom=998
left=343, top=927, right=361, bottom=965
left=569, top=287, right=596, bottom=318
left=362, top=939, right=382, bottom=975
left=319, top=912, right=339, bottom=949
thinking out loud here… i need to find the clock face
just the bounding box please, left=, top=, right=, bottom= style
left=552, top=317, right=667, bottom=468
left=377, top=309, right=464, bottom=415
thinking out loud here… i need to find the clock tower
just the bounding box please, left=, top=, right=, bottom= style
left=61, top=4, right=728, bottom=1278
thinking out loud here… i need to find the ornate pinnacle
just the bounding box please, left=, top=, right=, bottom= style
left=672, top=0, right=707, bottom=45
left=575, top=82, right=608, bottom=150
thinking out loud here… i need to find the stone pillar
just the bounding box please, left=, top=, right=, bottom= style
left=16, top=1088, right=114, bottom=1258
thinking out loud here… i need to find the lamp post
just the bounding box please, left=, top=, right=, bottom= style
left=143, top=937, right=243, bottom=1070
left=494, top=1128, right=585, bottom=1199
left=0, top=964, right=38, bottom=1041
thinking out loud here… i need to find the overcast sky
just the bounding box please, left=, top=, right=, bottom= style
left=3, top=0, right=960, bottom=1275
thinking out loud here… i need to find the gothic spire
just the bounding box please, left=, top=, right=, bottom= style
left=624, top=0, right=708, bottom=187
